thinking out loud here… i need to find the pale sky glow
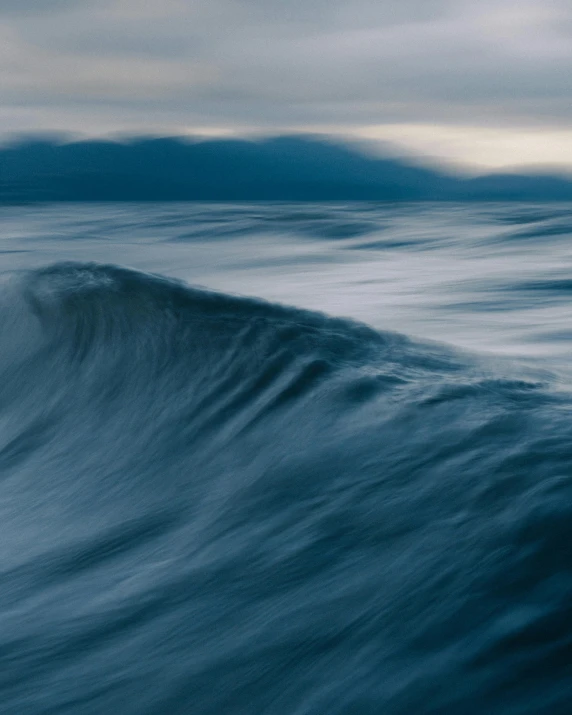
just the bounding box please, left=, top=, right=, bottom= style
left=1, top=0, right=572, bottom=170
left=350, top=125, right=572, bottom=171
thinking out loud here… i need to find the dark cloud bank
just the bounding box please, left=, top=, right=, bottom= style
left=1, top=135, right=571, bottom=202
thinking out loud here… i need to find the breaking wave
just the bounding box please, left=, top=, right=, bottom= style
left=2, top=262, right=572, bottom=714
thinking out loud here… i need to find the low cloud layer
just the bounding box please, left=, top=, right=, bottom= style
left=1, top=0, right=571, bottom=166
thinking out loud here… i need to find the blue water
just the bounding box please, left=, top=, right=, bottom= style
left=1, top=202, right=572, bottom=713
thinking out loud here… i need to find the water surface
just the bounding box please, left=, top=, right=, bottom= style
left=1, top=202, right=572, bottom=714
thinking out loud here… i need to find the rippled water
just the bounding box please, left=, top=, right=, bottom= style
left=1, top=202, right=572, bottom=714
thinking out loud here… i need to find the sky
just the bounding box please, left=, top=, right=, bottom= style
left=1, top=0, right=572, bottom=170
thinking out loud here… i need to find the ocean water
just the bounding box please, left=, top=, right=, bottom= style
left=1, top=202, right=572, bottom=713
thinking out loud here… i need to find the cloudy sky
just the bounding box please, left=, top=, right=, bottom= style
left=1, top=0, right=572, bottom=168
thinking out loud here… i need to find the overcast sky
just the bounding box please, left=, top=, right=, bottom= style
left=1, top=0, right=572, bottom=168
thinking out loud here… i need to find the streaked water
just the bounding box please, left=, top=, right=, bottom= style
left=1, top=202, right=572, bottom=714
left=3, top=202, right=572, bottom=359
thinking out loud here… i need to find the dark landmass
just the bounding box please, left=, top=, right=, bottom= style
left=1, top=134, right=572, bottom=202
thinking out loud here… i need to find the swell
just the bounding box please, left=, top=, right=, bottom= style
left=9, top=263, right=394, bottom=449
left=12, top=262, right=462, bottom=448
left=1, top=263, right=572, bottom=714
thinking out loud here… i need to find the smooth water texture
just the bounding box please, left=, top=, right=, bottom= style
left=1, top=202, right=572, bottom=714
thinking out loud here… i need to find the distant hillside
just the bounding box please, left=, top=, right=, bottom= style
left=1, top=135, right=571, bottom=202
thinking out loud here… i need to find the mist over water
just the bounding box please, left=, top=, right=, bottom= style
left=2, top=202, right=572, bottom=713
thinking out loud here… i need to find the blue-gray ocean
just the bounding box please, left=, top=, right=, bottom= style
left=2, top=202, right=572, bottom=714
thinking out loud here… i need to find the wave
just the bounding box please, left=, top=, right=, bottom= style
left=2, top=262, right=572, bottom=714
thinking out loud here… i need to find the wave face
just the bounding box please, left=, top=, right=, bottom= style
left=1, top=261, right=572, bottom=714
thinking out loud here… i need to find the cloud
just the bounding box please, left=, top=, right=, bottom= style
left=0, top=26, right=216, bottom=102
left=0, top=0, right=86, bottom=16
left=1, top=0, right=572, bottom=165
